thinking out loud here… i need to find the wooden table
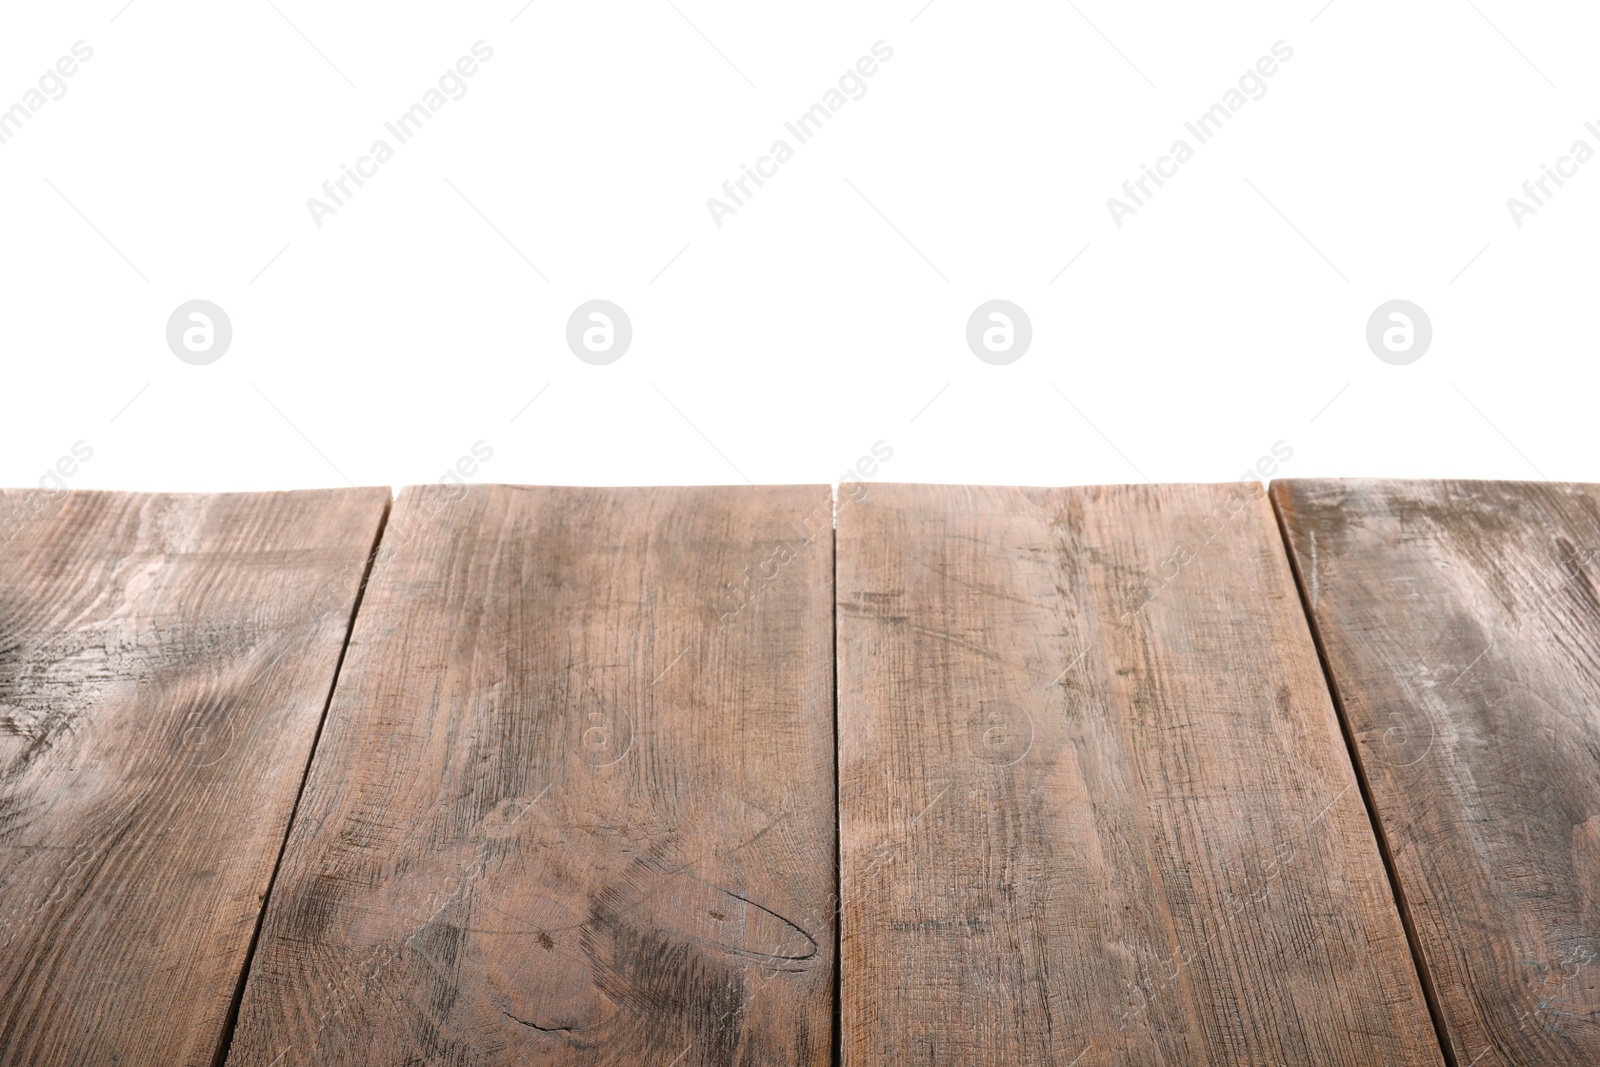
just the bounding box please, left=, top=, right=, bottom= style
left=2, top=480, right=1594, bottom=1066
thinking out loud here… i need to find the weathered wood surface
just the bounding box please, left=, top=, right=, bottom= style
left=0, top=488, right=390, bottom=1067
left=1274, top=478, right=1600, bottom=1066
left=836, top=482, right=1442, bottom=1066
left=226, top=484, right=837, bottom=1067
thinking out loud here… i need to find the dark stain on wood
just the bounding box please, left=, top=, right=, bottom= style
left=0, top=488, right=390, bottom=1067
left=224, top=485, right=836, bottom=1067
left=15, top=478, right=1582, bottom=1065
left=1275, top=478, right=1600, bottom=1066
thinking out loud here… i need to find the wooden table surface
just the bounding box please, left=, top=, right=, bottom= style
left=1, top=480, right=1593, bottom=1066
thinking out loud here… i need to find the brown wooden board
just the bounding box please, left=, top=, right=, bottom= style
left=1274, top=478, right=1600, bottom=1066
left=225, top=484, right=837, bottom=1067
left=0, top=488, right=390, bottom=1067
left=836, top=482, right=1443, bottom=1066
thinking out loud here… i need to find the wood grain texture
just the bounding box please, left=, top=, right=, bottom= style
left=836, top=482, right=1442, bottom=1066
left=226, top=484, right=836, bottom=1067
left=1274, top=478, right=1600, bottom=1066
left=0, top=488, right=390, bottom=1067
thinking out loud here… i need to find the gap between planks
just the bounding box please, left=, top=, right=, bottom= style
left=1269, top=489, right=1461, bottom=1067
left=208, top=496, right=394, bottom=1067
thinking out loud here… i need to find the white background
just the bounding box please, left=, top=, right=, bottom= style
left=2, top=0, right=1595, bottom=496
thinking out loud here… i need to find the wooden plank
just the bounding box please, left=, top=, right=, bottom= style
left=226, top=484, right=837, bottom=1067
left=0, top=488, right=390, bottom=1067
left=1274, top=478, right=1600, bottom=1066
left=836, top=482, right=1443, bottom=1066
